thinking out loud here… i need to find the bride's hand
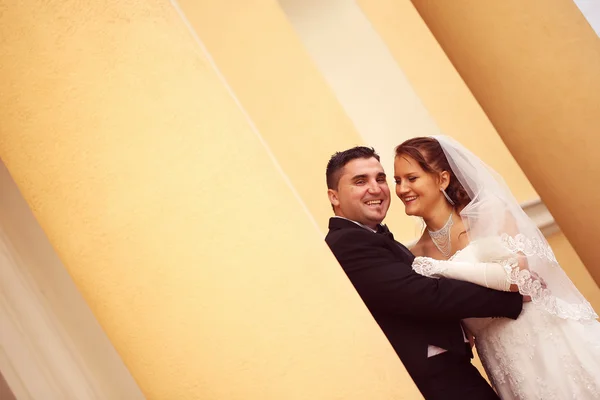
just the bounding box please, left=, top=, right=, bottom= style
left=509, top=256, right=547, bottom=293
left=516, top=254, right=529, bottom=270
left=530, top=271, right=547, bottom=289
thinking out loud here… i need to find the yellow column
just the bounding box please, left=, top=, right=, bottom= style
left=0, top=1, right=421, bottom=399
left=410, top=0, right=600, bottom=286
left=175, top=0, right=365, bottom=232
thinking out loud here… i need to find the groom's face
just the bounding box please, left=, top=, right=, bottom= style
left=328, top=157, right=391, bottom=229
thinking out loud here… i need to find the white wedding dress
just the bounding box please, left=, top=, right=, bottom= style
left=413, top=238, right=600, bottom=399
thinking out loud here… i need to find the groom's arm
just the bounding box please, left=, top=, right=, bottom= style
left=327, top=229, right=522, bottom=321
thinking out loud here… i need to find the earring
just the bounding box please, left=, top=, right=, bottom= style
left=441, top=188, right=455, bottom=206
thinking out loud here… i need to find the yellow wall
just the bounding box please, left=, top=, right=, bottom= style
left=0, top=0, right=421, bottom=398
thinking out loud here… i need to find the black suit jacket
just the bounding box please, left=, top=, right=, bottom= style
left=325, top=217, right=522, bottom=385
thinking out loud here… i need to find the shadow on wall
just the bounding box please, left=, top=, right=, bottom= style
left=0, top=372, right=16, bottom=400
left=0, top=160, right=145, bottom=399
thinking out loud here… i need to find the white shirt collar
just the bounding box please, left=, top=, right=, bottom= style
left=332, top=216, right=379, bottom=233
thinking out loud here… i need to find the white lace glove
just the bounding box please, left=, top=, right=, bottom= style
left=412, top=257, right=514, bottom=291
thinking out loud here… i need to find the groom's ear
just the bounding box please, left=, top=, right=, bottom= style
left=328, top=189, right=340, bottom=207
left=439, top=171, right=450, bottom=190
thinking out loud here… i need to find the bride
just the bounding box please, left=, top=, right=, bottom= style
left=393, top=136, right=600, bottom=399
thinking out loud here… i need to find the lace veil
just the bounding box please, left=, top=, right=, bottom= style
left=435, top=135, right=597, bottom=321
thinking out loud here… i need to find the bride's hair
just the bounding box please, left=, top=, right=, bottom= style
left=395, top=137, right=471, bottom=210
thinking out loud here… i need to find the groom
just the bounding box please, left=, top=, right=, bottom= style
left=324, top=146, right=524, bottom=399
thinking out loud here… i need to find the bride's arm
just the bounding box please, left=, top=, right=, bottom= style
left=412, top=257, right=517, bottom=292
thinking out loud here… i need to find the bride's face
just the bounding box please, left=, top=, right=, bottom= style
left=394, top=155, right=443, bottom=217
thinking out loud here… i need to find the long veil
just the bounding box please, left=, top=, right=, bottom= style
left=435, top=135, right=597, bottom=321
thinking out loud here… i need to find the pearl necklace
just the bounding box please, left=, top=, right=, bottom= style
left=427, top=212, right=454, bottom=258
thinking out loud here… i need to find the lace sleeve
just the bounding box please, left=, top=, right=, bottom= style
left=413, top=256, right=512, bottom=291
left=412, top=257, right=447, bottom=278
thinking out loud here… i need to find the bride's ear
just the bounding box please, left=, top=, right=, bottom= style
left=439, top=171, right=450, bottom=190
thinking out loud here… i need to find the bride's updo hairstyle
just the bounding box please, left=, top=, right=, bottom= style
left=395, top=137, right=471, bottom=210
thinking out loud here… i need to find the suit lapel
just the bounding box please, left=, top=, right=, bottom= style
left=389, top=239, right=414, bottom=260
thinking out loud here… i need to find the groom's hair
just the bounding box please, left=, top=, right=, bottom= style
left=326, top=146, right=380, bottom=190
